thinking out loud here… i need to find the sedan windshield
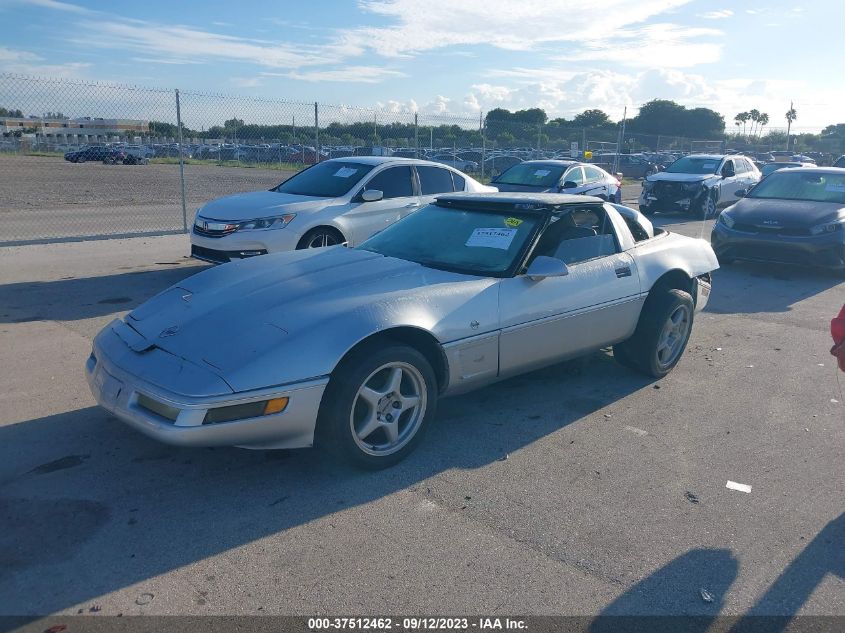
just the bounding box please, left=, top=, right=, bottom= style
left=496, top=163, right=567, bottom=188
left=359, top=204, right=541, bottom=276
left=273, top=161, right=373, bottom=197
left=665, top=157, right=720, bottom=174
left=748, top=170, right=845, bottom=204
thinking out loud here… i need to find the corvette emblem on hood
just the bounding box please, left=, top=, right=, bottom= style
left=159, top=325, right=180, bottom=338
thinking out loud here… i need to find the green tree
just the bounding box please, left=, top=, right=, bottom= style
left=149, top=120, right=179, bottom=137
left=572, top=109, right=613, bottom=128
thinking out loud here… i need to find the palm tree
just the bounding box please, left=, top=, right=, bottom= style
left=734, top=113, right=745, bottom=136
left=785, top=105, right=797, bottom=149
left=757, top=113, right=769, bottom=138
left=749, top=109, right=761, bottom=137
left=735, top=112, right=750, bottom=136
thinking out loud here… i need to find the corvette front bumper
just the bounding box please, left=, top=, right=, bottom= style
left=86, top=324, right=328, bottom=450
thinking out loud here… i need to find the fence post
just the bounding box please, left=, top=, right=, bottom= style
left=414, top=112, right=419, bottom=159
left=175, top=89, right=188, bottom=233
left=480, top=111, right=485, bottom=181
left=314, top=102, right=320, bottom=163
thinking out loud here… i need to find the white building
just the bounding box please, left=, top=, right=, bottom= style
left=0, top=116, right=149, bottom=144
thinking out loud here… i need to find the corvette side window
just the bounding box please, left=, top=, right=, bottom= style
left=531, top=206, right=618, bottom=266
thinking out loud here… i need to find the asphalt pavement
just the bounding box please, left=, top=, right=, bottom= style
left=0, top=218, right=842, bottom=619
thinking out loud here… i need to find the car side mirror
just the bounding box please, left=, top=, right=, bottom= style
left=734, top=188, right=748, bottom=197
left=361, top=189, right=384, bottom=202
left=525, top=256, right=570, bottom=281
left=562, top=181, right=578, bottom=190
left=722, top=170, right=734, bottom=179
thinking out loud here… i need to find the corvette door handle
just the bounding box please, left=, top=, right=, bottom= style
left=404, top=203, right=419, bottom=208
left=615, top=266, right=632, bottom=278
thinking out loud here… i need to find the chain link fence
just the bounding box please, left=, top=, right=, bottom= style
left=3, top=73, right=836, bottom=245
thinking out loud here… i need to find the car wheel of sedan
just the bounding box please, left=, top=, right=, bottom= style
left=317, top=342, right=437, bottom=469
left=613, top=289, right=694, bottom=378
left=701, top=190, right=718, bottom=219
left=296, top=227, right=345, bottom=249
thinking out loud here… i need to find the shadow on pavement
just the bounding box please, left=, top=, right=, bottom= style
left=588, top=513, right=844, bottom=632
left=0, top=350, right=654, bottom=615
left=706, top=263, right=842, bottom=316
left=0, top=264, right=208, bottom=324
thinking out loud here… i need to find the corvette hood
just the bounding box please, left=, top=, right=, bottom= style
left=123, top=247, right=496, bottom=391
left=646, top=173, right=711, bottom=184
left=727, top=198, right=844, bottom=227
left=198, top=190, right=335, bottom=221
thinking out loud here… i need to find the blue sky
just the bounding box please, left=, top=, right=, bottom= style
left=0, top=0, right=842, bottom=130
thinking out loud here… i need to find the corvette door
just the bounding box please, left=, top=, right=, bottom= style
left=498, top=206, right=642, bottom=377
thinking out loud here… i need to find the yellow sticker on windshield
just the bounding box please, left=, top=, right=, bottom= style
left=504, top=217, right=523, bottom=227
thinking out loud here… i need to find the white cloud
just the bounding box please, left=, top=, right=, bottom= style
left=0, top=46, right=89, bottom=77
left=348, top=0, right=700, bottom=58
left=280, top=66, right=405, bottom=83
left=22, top=0, right=93, bottom=14
left=74, top=21, right=332, bottom=69
left=698, top=10, right=733, bottom=19
left=552, top=24, right=723, bottom=68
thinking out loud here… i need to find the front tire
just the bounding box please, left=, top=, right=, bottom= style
left=316, top=342, right=438, bottom=469
left=296, top=226, right=345, bottom=249
left=613, top=289, right=694, bottom=378
left=700, top=190, right=718, bottom=219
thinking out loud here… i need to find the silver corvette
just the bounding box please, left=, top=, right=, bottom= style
left=87, top=193, right=718, bottom=468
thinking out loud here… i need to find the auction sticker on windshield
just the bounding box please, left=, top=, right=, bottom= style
left=466, top=228, right=517, bottom=250
left=533, top=169, right=551, bottom=177
left=505, top=217, right=523, bottom=227
left=333, top=167, right=358, bottom=178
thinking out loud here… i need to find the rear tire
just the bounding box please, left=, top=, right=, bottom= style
left=613, top=289, right=694, bottom=378
left=316, top=342, right=438, bottom=469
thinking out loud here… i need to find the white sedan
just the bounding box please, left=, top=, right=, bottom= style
left=191, top=157, right=494, bottom=263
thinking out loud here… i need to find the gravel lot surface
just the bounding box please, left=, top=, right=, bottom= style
left=0, top=154, right=294, bottom=243
left=0, top=159, right=842, bottom=623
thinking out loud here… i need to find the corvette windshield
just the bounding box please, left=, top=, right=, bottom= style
left=359, top=204, right=541, bottom=276
left=496, top=163, right=568, bottom=188
left=748, top=171, right=845, bottom=204
left=665, top=157, right=720, bottom=174
left=273, top=161, right=373, bottom=197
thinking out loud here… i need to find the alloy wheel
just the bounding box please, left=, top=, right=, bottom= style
left=655, top=305, right=691, bottom=369
left=349, top=362, right=427, bottom=456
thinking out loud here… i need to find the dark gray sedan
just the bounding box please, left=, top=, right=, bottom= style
left=711, top=167, right=845, bottom=271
